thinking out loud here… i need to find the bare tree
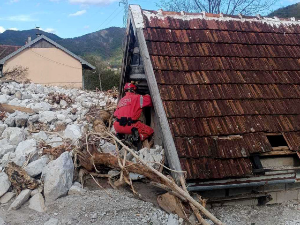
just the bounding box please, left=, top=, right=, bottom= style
left=2, top=66, right=30, bottom=83
left=158, top=0, right=277, bottom=15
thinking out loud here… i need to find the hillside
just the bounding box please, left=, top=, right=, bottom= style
left=0, top=27, right=125, bottom=66
left=269, top=3, right=300, bottom=19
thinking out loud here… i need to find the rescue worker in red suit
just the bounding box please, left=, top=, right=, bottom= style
left=114, top=83, right=154, bottom=143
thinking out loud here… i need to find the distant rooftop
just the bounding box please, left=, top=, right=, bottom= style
left=0, top=45, right=21, bottom=61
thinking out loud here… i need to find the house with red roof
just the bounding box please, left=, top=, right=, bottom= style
left=120, top=5, right=300, bottom=204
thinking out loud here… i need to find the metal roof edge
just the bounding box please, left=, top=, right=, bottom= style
left=0, top=34, right=96, bottom=70
left=136, top=27, right=183, bottom=183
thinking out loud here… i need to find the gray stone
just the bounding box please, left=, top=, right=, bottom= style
left=39, top=111, right=56, bottom=123
left=64, top=124, right=82, bottom=141
left=0, top=152, right=15, bottom=167
left=30, top=102, right=51, bottom=112
left=0, top=142, right=15, bottom=158
left=8, top=189, right=31, bottom=210
left=0, top=216, right=5, bottom=225
left=14, top=139, right=37, bottom=166
left=1, top=87, right=10, bottom=95
left=25, top=156, right=49, bottom=177
left=15, top=113, right=29, bottom=127
left=0, top=192, right=16, bottom=204
left=0, top=124, right=7, bottom=136
left=28, top=115, right=39, bottom=123
left=22, top=93, right=32, bottom=100
left=32, top=131, right=48, bottom=141
left=46, top=135, right=63, bottom=147
left=60, top=100, right=68, bottom=108
left=42, top=152, right=74, bottom=202
left=56, top=114, right=66, bottom=121
left=68, top=184, right=85, bottom=195
left=4, top=116, right=15, bottom=127
left=29, top=193, right=45, bottom=212
left=44, top=218, right=59, bottom=225
left=0, top=95, right=8, bottom=104
left=2, top=127, right=25, bottom=146
left=0, top=172, right=11, bottom=198
left=15, top=91, right=22, bottom=100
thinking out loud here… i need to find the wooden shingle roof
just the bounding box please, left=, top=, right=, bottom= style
left=138, top=8, right=300, bottom=180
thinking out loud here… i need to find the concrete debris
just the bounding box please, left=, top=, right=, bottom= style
left=0, top=172, right=11, bottom=197
left=0, top=192, right=16, bottom=204
left=25, top=156, right=49, bottom=177
left=133, top=145, right=164, bottom=170
left=68, top=183, right=86, bottom=195
left=44, top=218, right=59, bottom=225
left=14, top=139, right=37, bottom=166
left=1, top=127, right=25, bottom=146
left=64, top=124, right=82, bottom=141
left=42, top=152, right=74, bottom=203
left=8, top=189, right=31, bottom=210
left=29, top=193, right=46, bottom=212
left=0, top=216, right=5, bottom=225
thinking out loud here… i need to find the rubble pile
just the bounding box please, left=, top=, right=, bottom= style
left=0, top=82, right=181, bottom=225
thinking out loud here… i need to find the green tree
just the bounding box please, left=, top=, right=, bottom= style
left=83, top=55, right=120, bottom=91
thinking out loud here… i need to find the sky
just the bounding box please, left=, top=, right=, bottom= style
left=0, top=0, right=298, bottom=38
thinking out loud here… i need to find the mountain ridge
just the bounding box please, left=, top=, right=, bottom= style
left=0, top=27, right=125, bottom=66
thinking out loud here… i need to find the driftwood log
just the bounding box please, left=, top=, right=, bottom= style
left=77, top=132, right=223, bottom=225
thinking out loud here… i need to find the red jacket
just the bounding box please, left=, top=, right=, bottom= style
left=114, top=92, right=153, bottom=120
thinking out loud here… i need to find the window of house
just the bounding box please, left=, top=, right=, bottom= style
left=266, top=134, right=288, bottom=148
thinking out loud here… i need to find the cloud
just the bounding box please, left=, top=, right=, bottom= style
left=0, top=27, right=5, bottom=33
left=9, top=0, right=19, bottom=3
left=44, top=28, right=56, bottom=33
left=0, top=15, right=36, bottom=22
left=84, top=25, right=90, bottom=29
left=8, top=28, right=18, bottom=31
left=69, top=0, right=118, bottom=6
left=69, top=9, right=87, bottom=16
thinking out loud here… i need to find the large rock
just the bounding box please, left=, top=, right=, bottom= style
left=2, top=127, right=25, bottom=146
left=0, top=172, right=11, bottom=197
left=30, top=102, right=51, bottom=112
left=4, top=115, right=15, bottom=127
left=29, top=193, right=45, bottom=212
left=32, top=131, right=48, bottom=142
left=0, top=95, right=8, bottom=104
left=0, top=141, right=15, bottom=158
left=64, top=124, right=82, bottom=141
left=39, top=111, right=56, bottom=123
left=42, top=152, right=74, bottom=202
left=25, top=156, right=49, bottom=177
left=15, top=113, right=29, bottom=127
left=8, top=189, right=31, bottom=210
left=0, top=192, right=16, bottom=204
left=13, top=139, right=37, bottom=166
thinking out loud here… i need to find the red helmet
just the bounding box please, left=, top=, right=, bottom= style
left=124, top=83, right=137, bottom=91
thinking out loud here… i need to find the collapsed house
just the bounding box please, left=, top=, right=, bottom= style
left=0, top=35, right=95, bottom=88
left=120, top=5, right=300, bottom=205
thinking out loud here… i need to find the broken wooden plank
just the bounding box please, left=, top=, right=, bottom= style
left=260, top=150, right=296, bottom=156
left=0, top=104, right=34, bottom=114
left=157, top=193, right=187, bottom=219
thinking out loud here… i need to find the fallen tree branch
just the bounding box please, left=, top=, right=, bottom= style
left=106, top=132, right=222, bottom=225
left=77, top=131, right=223, bottom=225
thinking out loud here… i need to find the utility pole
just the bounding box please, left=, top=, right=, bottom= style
left=119, top=0, right=128, bottom=27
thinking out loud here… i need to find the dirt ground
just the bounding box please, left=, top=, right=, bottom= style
left=1, top=180, right=300, bottom=225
